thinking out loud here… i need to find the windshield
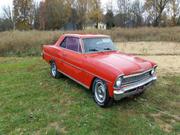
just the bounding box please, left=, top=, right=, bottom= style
left=83, top=37, right=116, bottom=53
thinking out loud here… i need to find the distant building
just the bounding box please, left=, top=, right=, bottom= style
left=61, top=22, right=77, bottom=31
left=85, top=22, right=106, bottom=30
left=125, top=20, right=135, bottom=28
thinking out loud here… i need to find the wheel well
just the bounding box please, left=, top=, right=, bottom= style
left=90, top=77, right=109, bottom=91
left=49, top=60, right=54, bottom=64
left=90, top=77, right=97, bottom=91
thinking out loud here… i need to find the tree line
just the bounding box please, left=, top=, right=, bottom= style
left=0, top=0, right=180, bottom=31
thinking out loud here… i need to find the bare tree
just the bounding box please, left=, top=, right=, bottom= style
left=2, top=6, right=13, bottom=21
left=131, top=0, right=144, bottom=27
left=117, top=0, right=130, bottom=26
left=168, top=0, right=180, bottom=26
left=0, top=6, right=14, bottom=31
left=144, top=0, right=170, bottom=26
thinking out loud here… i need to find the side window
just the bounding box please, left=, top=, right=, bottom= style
left=60, top=38, right=66, bottom=48
left=66, top=37, right=82, bottom=53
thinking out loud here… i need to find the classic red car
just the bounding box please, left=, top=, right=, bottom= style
left=42, top=34, right=157, bottom=107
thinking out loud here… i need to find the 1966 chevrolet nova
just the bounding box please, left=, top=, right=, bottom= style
left=42, top=34, right=157, bottom=107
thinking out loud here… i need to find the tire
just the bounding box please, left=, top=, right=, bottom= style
left=92, top=78, right=113, bottom=107
left=50, top=61, right=62, bottom=79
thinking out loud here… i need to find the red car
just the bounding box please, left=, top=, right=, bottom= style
left=42, top=34, right=157, bottom=107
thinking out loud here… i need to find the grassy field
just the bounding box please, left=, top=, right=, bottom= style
left=0, top=56, right=179, bottom=135
left=1, top=27, right=180, bottom=56
left=0, top=28, right=180, bottom=134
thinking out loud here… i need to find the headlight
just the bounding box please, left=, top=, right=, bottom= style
left=151, top=68, right=155, bottom=75
left=114, top=76, right=123, bottom=89
left=150, top=67, right=157, bottom=75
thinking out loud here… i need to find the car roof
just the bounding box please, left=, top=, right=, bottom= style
left=63, top=34, right=110, bottom=39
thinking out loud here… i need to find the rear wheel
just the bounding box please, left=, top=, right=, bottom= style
left=92, top=78, right=113, bottom=107
left=50, top=61, right=62, bottom=79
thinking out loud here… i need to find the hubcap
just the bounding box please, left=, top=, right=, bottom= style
left=51, top=63, right=56, bottom=77
left=95, top=81, right=106, bottom=103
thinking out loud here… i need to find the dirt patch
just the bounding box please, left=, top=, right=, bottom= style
left=116, top=42, right=180, bottom=55
left=151, top=111, right=180, bottom=133
left=151, top=112, right=173, bottom=133
left=35, top=122, right=67, bottom=135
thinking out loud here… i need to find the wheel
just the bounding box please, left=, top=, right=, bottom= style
left=50, top=61, right=62, bottom=79
left=92, top=78, right=113, bottom=107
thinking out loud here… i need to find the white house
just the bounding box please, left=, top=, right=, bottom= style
left=85, top=22, right=107, bottom=30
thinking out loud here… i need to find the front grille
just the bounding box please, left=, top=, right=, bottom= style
left=122, top=70, right=152, bottom=86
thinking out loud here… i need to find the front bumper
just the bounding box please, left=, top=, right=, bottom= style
left=113, top=76, right=157, bottom=100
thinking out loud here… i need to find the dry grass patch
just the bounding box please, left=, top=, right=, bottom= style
left=117, top=42, right=180, bottom=55
left=141, top=55, right=180, bottom=75
left=1, top=27, right=180, bottom=56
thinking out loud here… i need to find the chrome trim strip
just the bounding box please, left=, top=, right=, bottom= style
left=114, top=76, right=157, bottom=95
left=58, top=70, right=90, bottom=89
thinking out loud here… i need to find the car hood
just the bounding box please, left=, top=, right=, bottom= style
left=86, top=51, right=153, bottom=76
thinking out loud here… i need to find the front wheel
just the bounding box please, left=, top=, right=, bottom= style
left=50, top=61, right=62, bottom=79
left=92, top=78, right=113, bottom=107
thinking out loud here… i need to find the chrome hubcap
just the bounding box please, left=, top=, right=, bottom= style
left=51, top=63, right=56, bottom=77
left=95, top=81, right=106, bottom=103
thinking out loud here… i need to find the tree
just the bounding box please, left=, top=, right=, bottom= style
left=74, top=0, right=89, bottom=29
left=105, top=9, right=115, bottom=29
left=144, top=0, right=170, bottom=26
left=44, top=0, right=71, bottom=30
left=117, top=0, right=131, bottom=27
left=130, top=0, right=143, bottom=27
left=88, top=0, right=103, bottom=28
left=32, top=1, right=40, bottom=29
left=2, top=6, right=14, bottom=30
left=39, top=1, right=46, bottom=30
left=13, top=0, right=33, bottom=30
left=168, top=0, right=180, bottom=26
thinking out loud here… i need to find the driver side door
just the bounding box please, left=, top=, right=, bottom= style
left=59, top=37, right=86, bottom=85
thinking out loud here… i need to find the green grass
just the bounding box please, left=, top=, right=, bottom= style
left=0, top=57, right=179, bottom=135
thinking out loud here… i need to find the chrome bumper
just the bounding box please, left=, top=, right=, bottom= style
left=113, top=76, right=157, bottom=100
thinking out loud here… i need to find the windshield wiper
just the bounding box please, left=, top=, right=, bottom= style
left=104, top=48, right=112, bottom=50
left=89, top=49, right=99, bottom=52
